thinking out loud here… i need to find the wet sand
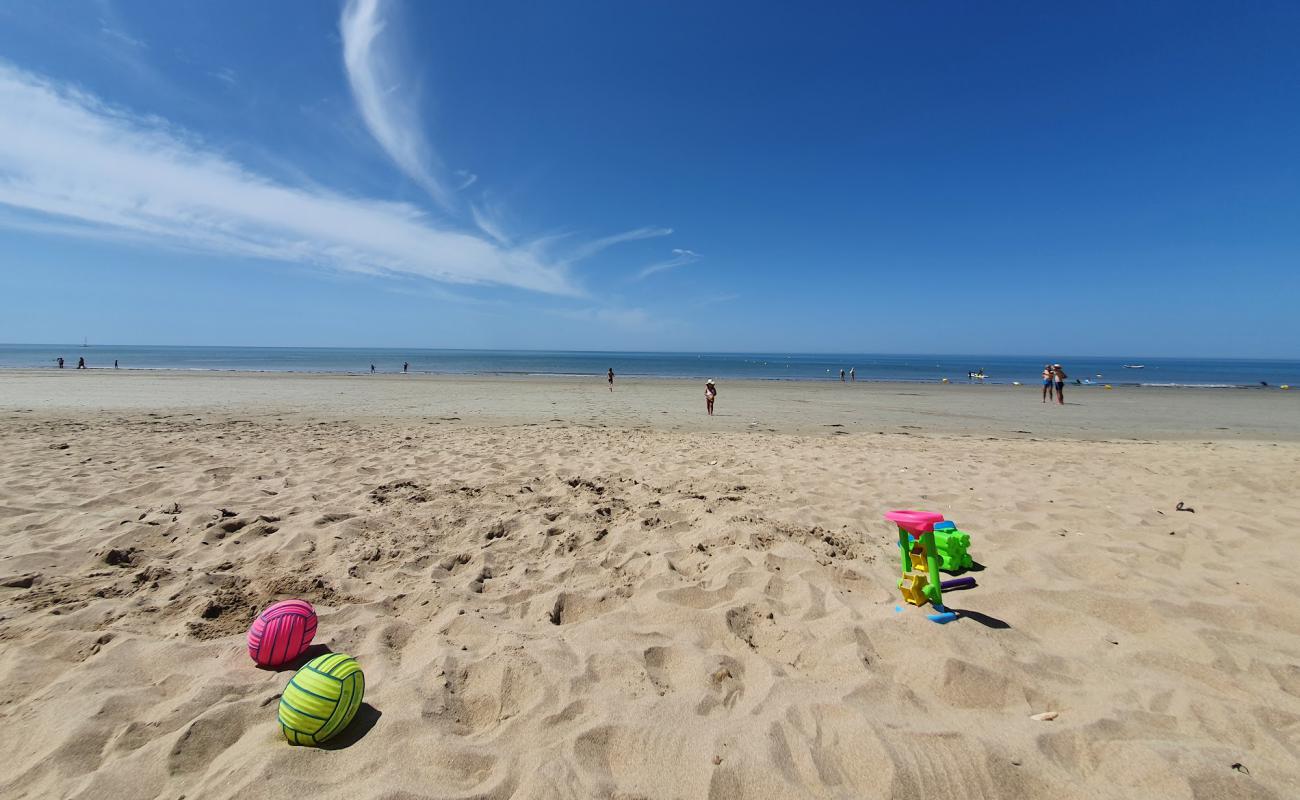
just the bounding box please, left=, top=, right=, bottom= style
left=2, top=369, right=1297, bottom=439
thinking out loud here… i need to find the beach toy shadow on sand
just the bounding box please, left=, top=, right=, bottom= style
left=316, top=703, right=381, bottom=749
left=256, top=642, right=335, bottom=672
left=885, top=510, right=981, bottom=624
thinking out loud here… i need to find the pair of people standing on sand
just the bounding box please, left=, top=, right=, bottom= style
left=604, top=369, right=718, bottom=415
left=1041, top=363, right=1067, bottom=404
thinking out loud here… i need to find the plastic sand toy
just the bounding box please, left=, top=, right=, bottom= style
left=885, top=510, right=977, bottom=623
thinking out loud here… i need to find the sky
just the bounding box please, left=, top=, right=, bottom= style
left=0, top=0, right=1297, bottom=357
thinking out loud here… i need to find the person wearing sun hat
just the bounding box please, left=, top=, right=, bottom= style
left=705, top=379, right=717, bottom=416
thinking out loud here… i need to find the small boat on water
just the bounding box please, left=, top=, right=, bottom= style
left=1123, top=364, right=1145, bottom=369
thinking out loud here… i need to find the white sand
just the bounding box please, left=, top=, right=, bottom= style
left=2, top=372, right=1299, bottom=799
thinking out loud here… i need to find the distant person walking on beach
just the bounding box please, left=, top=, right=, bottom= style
left=57, top=357, right=64, bottom=368
left=840, top=368, right=846, bottom=382
left=705, top=379, right=717, bottom=416
left=402, top=362, right=409, bottom=374
left=1053, top=364, right=1067, bottom=405
left=370, top=363, right=375, bottom=374
left=607, top=367, right=615, bottom=391
left=850, top=367, right=855, bottom=382
left=114, top=359, right=118, bottom=369
left=1041, top=364, right=1054, bottom=402
left=77, top=356, right=86, bottom=369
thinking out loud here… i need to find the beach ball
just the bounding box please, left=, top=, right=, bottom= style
left=248, top=599, right=317, bottom=667
left=278, top=653, right=365, bottom=746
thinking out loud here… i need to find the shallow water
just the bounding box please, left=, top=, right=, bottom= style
left=2, top=344, right=1296, bottom=387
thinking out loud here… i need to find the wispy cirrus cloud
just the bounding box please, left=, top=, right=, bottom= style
left=209, top=67, right=238, bottom=87
left=340, top=0, right=452, bottom=209
left=569, top=226, right=674, bottom=263
left=98, top=19, right=145, bottom=49
left=339, top=0, right=670, bottom=281
left=454, top=170, right=478, bottom=191
left=636, top=248, right=701, bottom=280
left=471, top=203, right=511, bottom=246
left=0, top=62, right=578, bottom=295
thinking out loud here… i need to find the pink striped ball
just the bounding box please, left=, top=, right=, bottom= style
left=247, top=599, right=317, bottom=667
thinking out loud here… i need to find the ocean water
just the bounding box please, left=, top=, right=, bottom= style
left=1, top=344, right=1296, bottom=387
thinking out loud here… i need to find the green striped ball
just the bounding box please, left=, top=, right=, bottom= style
left=278, top=653, right=365, bottom=746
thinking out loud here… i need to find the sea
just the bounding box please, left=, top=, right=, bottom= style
left=1, top=344, right=1296, bottom=388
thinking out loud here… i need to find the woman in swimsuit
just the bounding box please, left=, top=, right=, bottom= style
left=1042, top=364, right=1054, bottom=403
left=705, top=379, right=717, bottom=416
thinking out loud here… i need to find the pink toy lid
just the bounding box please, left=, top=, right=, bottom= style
left=884, top=509, right=946, bottom=534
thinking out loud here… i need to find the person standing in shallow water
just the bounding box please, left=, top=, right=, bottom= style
left=77, top=356, right=85, bottom=369
left=57, top=357, right=64, bottom=368
left=370, top=363, right=375, bottom=374
left=850, top=367, right=855, bottom=382
left=402, top=362, right=409, bottom=373
left=840, top=368, right=846, bottom=382
left=705, top=379, right=717, bottom=416
left=607, top=367, right=615, bottom=391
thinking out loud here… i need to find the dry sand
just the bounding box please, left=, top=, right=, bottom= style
left=2, top=372, right=1299, bottom=799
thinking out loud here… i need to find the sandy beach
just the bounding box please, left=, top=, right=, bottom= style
left=3, top=371, right=1300, bottom=799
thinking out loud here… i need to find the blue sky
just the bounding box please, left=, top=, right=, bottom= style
left=0, top=1, right=1297, bottom=356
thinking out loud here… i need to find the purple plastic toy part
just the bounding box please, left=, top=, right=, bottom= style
left=940, top=577, right=977, bottom=591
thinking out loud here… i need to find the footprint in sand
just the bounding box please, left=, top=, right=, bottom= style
left=166, top=703, right=248, bottom=776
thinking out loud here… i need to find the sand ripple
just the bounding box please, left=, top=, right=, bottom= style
left=2, top=414, right=1299, bottom=798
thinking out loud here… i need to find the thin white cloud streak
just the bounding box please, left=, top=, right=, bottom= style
left=569, top=226, right=673, bottom=263
left=339, top=0, right=671, bottom=276
left=209, top=67, right=238, bottom=86
left=471, top=203, right=510, bottom=246
left=636, top=248, right=701, bottom=280
left=0, top=63, right=578, bottom=295
left=99, top=20, right=145, bottom=49
left=340, top=0, right=452, bottom=209
left=455, top=170, right=478, bottom=190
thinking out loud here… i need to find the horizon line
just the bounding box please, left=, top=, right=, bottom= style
left=1, top=342, right=1296, bottom=362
